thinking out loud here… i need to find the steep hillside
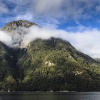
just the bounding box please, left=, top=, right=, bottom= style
left=0, top=42, right=19, bottom=91
left=0, top=20, right=100, bottom=92
left=17, top=38, right=100, bottom=91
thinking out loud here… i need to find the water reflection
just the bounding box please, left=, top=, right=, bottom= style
left=0, top=92, right=100, bottom=100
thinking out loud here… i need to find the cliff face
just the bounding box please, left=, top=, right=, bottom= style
left=0, top=20, right=100, bottom=92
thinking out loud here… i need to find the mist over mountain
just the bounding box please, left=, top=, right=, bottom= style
left=0, top=20, right=100, bottom=92
left=1, top=20, right=38, bottom=48
left=1, top=20, right=100, bottom=58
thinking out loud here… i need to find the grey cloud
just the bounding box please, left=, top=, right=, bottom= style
left=96, top=5, right=100, bottom=12
left=0, top=1, right=8, bottom=13
left=31, top=0, right=100, bottom=19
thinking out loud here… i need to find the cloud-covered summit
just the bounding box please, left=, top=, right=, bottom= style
left=0, top=20, right=100, bottom=58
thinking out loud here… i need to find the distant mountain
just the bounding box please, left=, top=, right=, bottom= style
left=0, top=20, right=100, bottom=92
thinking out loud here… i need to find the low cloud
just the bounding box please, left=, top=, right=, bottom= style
left=0, top=25, right=100, bottom=58
left=0, top=31, right=12, bottom=46
left=22, top=26, right=100, bottom=58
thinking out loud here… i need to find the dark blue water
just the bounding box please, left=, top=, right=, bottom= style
left=0, top=92, right=100, bottom=100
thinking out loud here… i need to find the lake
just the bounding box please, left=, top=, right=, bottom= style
left=0, top=92, right=100, bottom=100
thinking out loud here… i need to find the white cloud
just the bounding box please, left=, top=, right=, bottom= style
left=1, top=0, right=100, bottom=28
left=1, top=0, right=100, bottom=58
left=69, top=29, right=100, bottom=58
left=0, top=31, right=12, bottom=46
left=15, top=13, right=33, bottom=21
left=1, top=25, right=100, bottom=58
left=29, top=0, right=100, bottom=21
left=7, top=0, right=30, bottom=6
left=22, top=26, right=100, bottom=58
left=32, top=0, right=62, bottom=16
left=4, top=0, right=100, bottom=25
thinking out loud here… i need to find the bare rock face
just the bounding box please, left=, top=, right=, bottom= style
left=2, top=20, right=38, bottom=48
left=2, top=20, right=37, bottom=32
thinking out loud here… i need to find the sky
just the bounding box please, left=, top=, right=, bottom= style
left=0, top=0, right=100, bottom=58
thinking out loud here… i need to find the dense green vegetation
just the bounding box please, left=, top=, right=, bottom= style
left=0, top=38, right=100, bottom=92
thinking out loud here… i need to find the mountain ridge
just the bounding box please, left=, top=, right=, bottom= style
left=2, top=20, right=38, bottom=32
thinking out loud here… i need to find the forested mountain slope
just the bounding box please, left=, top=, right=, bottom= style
left=0, top=20, right=100, bottom=92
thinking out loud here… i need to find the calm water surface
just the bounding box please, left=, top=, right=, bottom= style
left=0, top=92, right=100, bottom=100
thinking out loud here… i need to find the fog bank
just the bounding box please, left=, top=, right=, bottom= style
left=0, top=26, right=100, bottom=58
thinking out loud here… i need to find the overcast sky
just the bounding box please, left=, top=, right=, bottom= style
left=0, top=0, right=100, bottom=58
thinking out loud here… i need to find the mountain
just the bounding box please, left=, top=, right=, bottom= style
left=0, top=20, right=100, bottom=92
left=2, top=20, right=38, bottom=48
